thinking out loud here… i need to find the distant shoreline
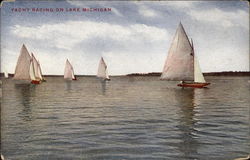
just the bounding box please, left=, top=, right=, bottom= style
left=1, top=71, right=249, bottom=78
left=126, top=71, right=250, bottom=77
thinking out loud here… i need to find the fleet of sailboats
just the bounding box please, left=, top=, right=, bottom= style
left=64, top=59, right=76, bottom=80
left=11, top=23, right=211, bottom=88
left=13, top=44, right=45, bottom=84
left=97, top=57, right=110, bottom=81
left=161, top=23, right=210, bottom=88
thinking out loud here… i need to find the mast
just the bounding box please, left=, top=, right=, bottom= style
left=190, top=38, right=194, bottom=56
left=191, top=38, right=195, bottom=76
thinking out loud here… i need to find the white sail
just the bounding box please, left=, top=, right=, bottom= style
left=97, top=57, right=109, bottom=80
left=31, top=53, right=41, bottom=80
left=37, top=61, right=44, bottom=80
left=4, top=71, right=8, bottom=78
left=29, top=59, right=36, bottom=81
left=13, top=44, right=32, bottom=80
left=194, top=57, right=206, bottom=83
left=105, top=68, right=110, bottom=79
left=161, top=23, right=194, bottom=81
left=64, top=59, right=75, bottom=80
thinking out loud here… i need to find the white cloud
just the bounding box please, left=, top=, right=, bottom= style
left=138, top=5, right=158, bottom=18
left=9, top=21, right=169, bottom=75
left=200, top=47, right=249, bottom=72
left=111, top=7, right=123, bottom=17
left=161, top=1, right=197, bottom=9
left=188, top=8, right=249, bottom=29
left=66, top=0, right=84, bottom=7
left=11, top=20, right=168, bottom=50
left=3, top=1, right=249, bottom=75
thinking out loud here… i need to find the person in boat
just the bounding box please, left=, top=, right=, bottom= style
left=179, top=80, right=185, bottom=89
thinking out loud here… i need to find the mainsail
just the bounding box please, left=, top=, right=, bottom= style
left=97, top=57, right=109, bottom=80
left=161, top=23, right=194, bottom=81
left=13, top=44, right=32, bottom=80
left=64, top=59, right=76, bottom=80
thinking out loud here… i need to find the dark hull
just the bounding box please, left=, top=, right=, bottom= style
left=177, top=82, right=210, bottom=88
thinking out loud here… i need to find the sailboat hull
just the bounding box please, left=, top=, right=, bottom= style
left=31, top=80, right=41, bottom=84
left=177, top=82, right=210, bottom=88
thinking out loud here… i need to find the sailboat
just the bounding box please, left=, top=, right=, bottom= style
left=97, top=57, right=110, bottom=81
left=31, top=53, right=46, bottom=82
left=13, top=44, right=40, bottom=84
left=64, top=59, right=76, bottom=80
left=161, top=23, right=210, bottom=88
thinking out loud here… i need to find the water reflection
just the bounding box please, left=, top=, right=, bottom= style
left=174, top=88, right=199, bottom=159
left=15, top=84, right=35, bottom=121
left=2, top=77, right=249, bottom=159
left=100, top=80, right=106, bottom=95
left=65, top=81, right=72, bottom=91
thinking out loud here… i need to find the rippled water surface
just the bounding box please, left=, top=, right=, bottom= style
left=1, top=76, right=249, bottom=160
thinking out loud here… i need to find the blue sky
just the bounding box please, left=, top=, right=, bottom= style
left=1, top=1, right=249, bottom=75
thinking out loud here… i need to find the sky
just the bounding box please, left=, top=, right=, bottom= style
left=1, top=1, right=249, bottom=75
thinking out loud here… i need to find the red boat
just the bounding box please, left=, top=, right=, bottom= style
left=177, top=82, right=210, bottom=88
left=31, top=80, right=41, bottom=84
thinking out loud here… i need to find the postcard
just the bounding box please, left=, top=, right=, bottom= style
left=1, top=1, right=249, bottom=160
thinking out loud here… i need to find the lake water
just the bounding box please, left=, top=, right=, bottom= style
left=1, top=76, right=249, bottom=160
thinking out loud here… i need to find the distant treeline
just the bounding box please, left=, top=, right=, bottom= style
left=1, top=71, right=250, bottom=78
left=126, top=72, right=161, bottom=76
left=127, top=71, right=250, bottom=76
left=203, top=71, right=250, bottom=76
